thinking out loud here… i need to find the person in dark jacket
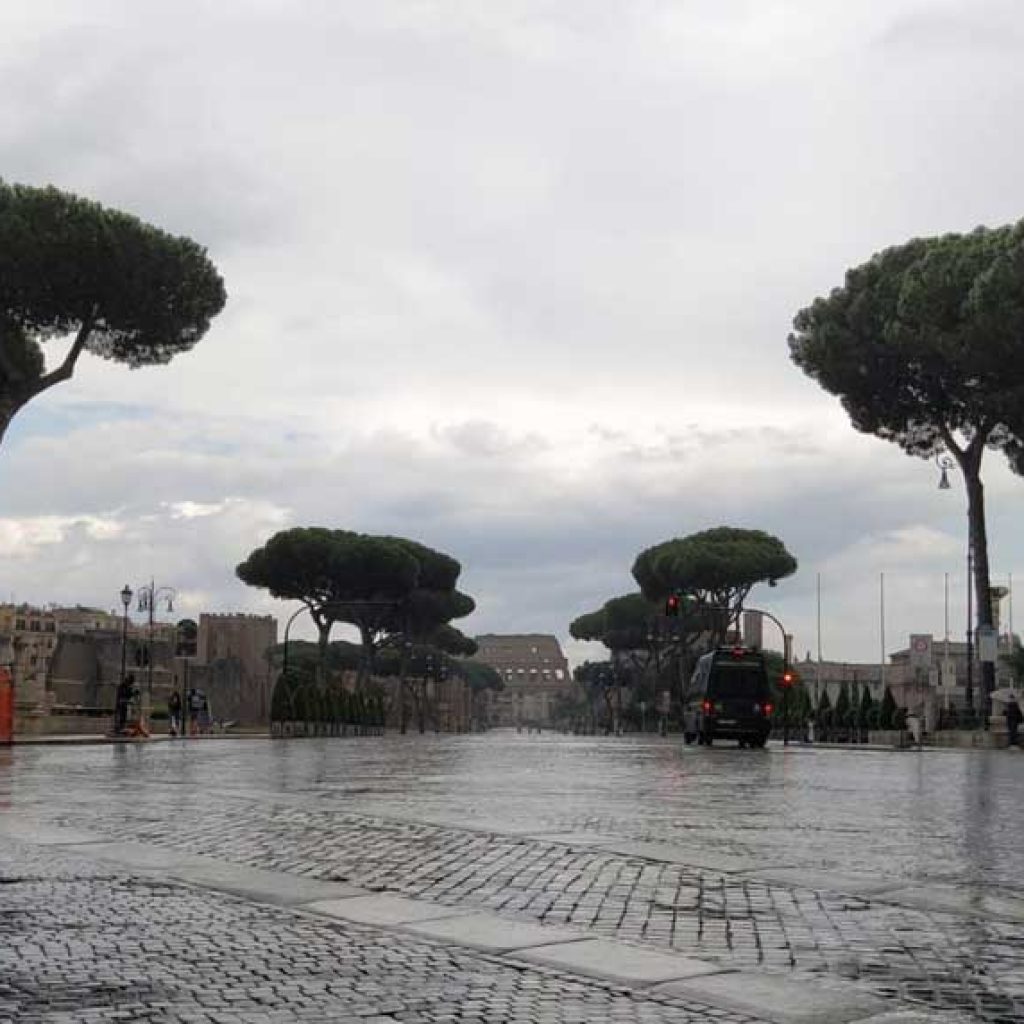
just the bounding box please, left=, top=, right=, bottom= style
left=168, top=691, right=183, bottom=737
left=1006, top=694, right=1022, bottom=747
left=114, top=673, right=137, bottom=734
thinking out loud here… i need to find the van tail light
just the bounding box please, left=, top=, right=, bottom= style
left=764, top=702, right=774, bottom=715
left=701, top=699, right=712, bottom=714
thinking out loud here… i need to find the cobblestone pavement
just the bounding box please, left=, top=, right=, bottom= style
left=5, top=735, right=1024, bottom=1021
left=46, top=796, right=1024, bottom=1022
left=0, top=838, right=757, bottom=1024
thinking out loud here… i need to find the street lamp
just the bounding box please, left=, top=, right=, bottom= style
left=117, top=584, right=132, bottom=734
left=278, top=606, right=310, bottom=734
left=136, top=579, right=176, bottom=732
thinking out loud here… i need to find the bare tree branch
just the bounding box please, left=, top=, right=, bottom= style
left=24, top=308, right=98, bottom=401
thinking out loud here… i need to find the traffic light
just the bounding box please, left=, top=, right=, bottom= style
left=781, top=669, right=796, bottom=688
left=665, top=592, right=681, bottom=617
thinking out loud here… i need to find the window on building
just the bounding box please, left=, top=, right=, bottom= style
left=44, top=621, right=55, bottom=632
left=15, top=619, right=25, bottom=630
left=555, top=669, right=564, bottom=681
left=29, top=620, right=40, bottom=631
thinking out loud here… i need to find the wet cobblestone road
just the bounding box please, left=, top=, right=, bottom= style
left=0, top=838, right=743, bottom=1024
left=3, top=733, right=1023, bottom=1022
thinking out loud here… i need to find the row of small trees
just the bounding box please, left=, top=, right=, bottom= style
left=802, top=684, right=906, bottom=741
left=266, top=634, right=504, bottom=736
left=237, top=528, right=502, bottom=736
left=271, top=672, right=388, bottom=736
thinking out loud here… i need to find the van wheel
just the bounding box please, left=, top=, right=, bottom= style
left=750, top=736, right=767, bottom=749
left=738, top=739, right=747, bottom=749
left=683, top=731, right=695, bottom=745
left=701, top=730, right=713, bottom=747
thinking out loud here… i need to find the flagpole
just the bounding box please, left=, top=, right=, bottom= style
left=944, top=572, right=950, bottom=712
left=880, top=572, right=886, bottom=691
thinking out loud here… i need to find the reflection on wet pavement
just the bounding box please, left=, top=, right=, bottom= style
left=4, top=733, right=1024, bottom=1021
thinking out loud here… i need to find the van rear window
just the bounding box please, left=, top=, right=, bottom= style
left=709, top=663, right=767, bottom=699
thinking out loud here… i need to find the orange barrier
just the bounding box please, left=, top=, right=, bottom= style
left=0, top=667, right=12, bottom=745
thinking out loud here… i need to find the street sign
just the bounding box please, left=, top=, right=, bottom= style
left=977, top=625, right=998, bottom=663
left=909, top=634, right=933, bottom=670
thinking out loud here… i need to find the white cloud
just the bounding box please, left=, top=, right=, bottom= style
left=1, top=0, right=1023, bottom=661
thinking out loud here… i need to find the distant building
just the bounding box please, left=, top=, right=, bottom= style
left=794, top=635, right=1016, bottom=715
left=0, top=604, right=60, bottom=711
left=179, top=613, right=278, bottom=725
left=470, top=634, right=575, bottom=727
left=0, top=602, right=277, bottom=733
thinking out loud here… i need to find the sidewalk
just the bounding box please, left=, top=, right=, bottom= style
left=10, top=730, right=268, bottom=745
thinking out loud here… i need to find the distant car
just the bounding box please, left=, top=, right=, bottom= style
left=683, top=647, right=772, bottom=748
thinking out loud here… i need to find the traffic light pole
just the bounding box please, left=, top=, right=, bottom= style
left=744, top=606, right=794, bottom=746
left=659, top=597, right=795, bottom=742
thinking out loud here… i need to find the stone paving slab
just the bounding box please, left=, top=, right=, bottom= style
left=878, top=884, right=1024, bottom=923
left=65, top=839, right=369, bottom=905
left=858, top=1012, right=979, bottom=1023
left=173, top=857, right=369, bottom=905
left=402, top=911, right=590, bottom=952
left=65, top=839, right=198, bottom=870
left=515, top=937, right=729, bottom=986
left=655, top=971, right=893, bottom=1023
left=306, top=892, right=467, bottom=926
left=0, top=817, right=106, bottom=846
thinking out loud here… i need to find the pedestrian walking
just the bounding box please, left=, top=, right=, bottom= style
left=1006, top=694, right=1021, bottom=747
left=168, top=691, right=182, bottom=737
left=199, top=692, right=212, bottom=735
left=187, top=687, right=203, bottom=736
left=114, top=673, right=136, bottom=735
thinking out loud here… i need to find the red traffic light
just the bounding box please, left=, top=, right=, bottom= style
left=781, top=670, right=796, bottom=687
left=665, top=594, right=681, bottom=617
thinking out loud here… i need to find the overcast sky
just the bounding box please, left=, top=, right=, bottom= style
left=2, top=0, right=1023, bottom=665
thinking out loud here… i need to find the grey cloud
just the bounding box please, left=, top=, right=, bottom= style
left=877, top=1, right=1024, bottom=55
left=2, top=1, right=1024, bottom=661
left=434, top=421, right=550, bottom=459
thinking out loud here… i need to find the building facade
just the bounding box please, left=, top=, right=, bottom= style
left=470, top=634, right=575, bottom=728
left=1, top=602, right=278, bottom=733
left=794, top=635, right=1017, bottom=723
left=184, top=613, right=278, bottom=725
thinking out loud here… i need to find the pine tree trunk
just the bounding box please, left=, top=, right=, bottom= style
left=965, top=467, right=996, bottom=716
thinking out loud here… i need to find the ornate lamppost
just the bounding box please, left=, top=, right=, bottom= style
left=115, top=584, right=133, bottom=735
left=137, top=580, right=176, bottom=732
